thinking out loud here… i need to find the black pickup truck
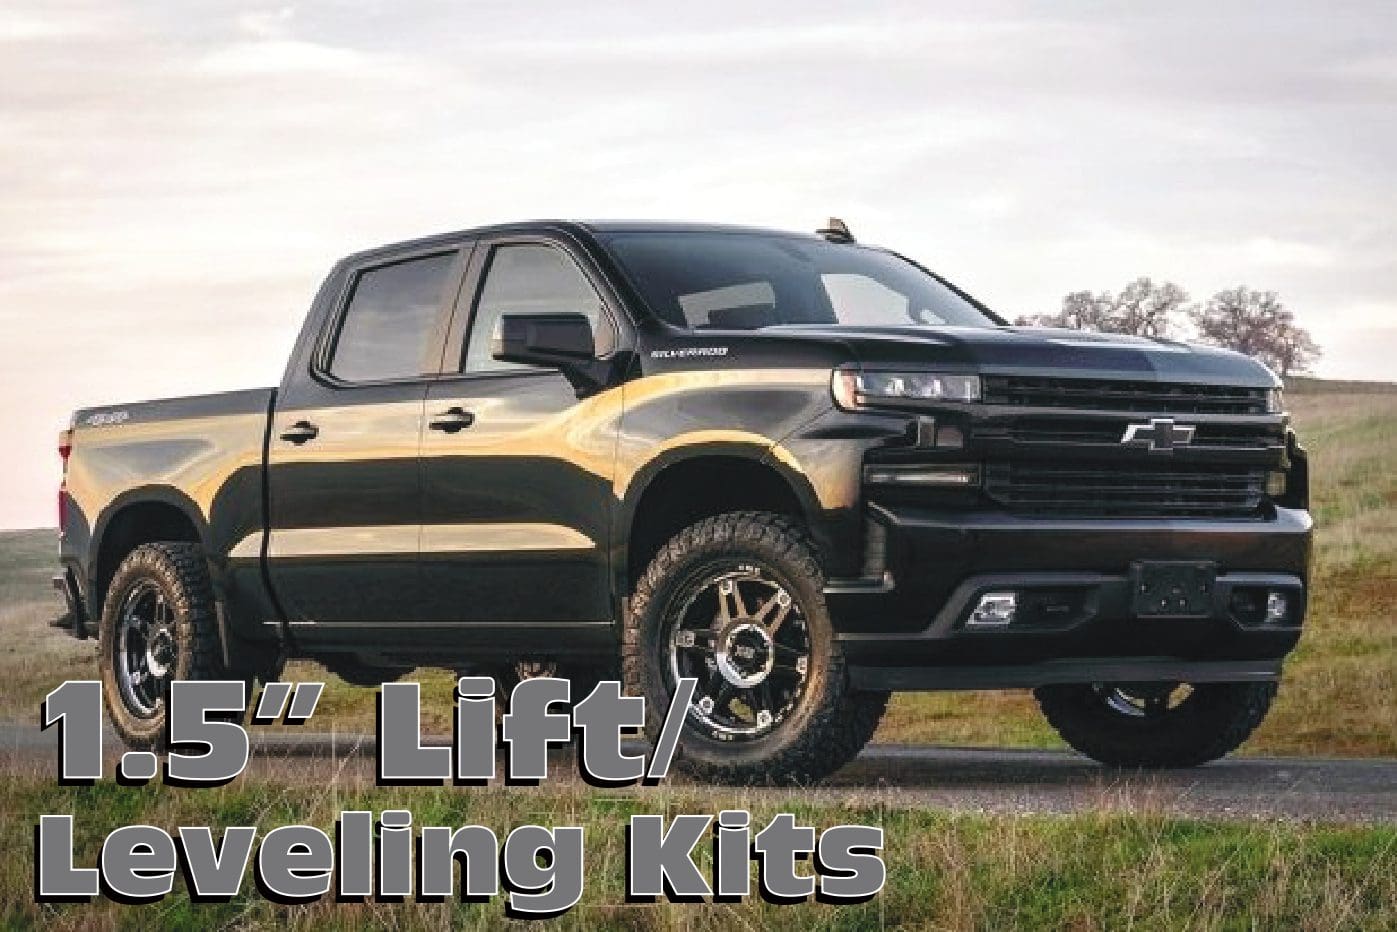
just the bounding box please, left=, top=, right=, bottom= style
left=55, top=219, right=1311, bottom=783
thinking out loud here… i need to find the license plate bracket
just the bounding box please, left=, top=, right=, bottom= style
left=1130, top=561, right=1216, bottom=618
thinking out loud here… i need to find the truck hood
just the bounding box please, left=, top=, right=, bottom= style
left=766, top=324, right=1279, bottom=386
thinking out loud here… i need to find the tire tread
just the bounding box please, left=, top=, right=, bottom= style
left=1035, top=681, right=1278, bottom=768
left=623, top=511, right=886, bottom=785
left=99, top=541, right=230, bottom=748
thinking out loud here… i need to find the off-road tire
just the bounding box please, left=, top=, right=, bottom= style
left=1035, top=681, right=1278, bottom=768
left=99, top=542, right=240, bottom=748
left=624, top=511, right=888, bottom=785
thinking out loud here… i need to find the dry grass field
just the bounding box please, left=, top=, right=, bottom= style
left=1, top=384, right=1393, bottom=929
left=0, top=529, right=95, bottom=722
left=0, top=386, right=1392, bottom=756
left=4, top=776, right=1396, bottom=929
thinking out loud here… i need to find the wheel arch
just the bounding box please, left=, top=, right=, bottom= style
left=616, top=443, right=824, bottom=597
left=88, top=487, right=210, bottom=621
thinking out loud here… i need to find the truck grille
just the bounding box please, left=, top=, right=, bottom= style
left=984, top=462, right=1268, bottom=518
left=982, top=376, right=1270, bottom=415
left=998, top=419, right=1285, bottom=450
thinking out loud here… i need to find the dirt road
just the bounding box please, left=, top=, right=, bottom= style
left=4, top=723, right=1394, bottom=823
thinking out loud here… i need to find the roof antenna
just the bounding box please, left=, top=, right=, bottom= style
left=817, top=217, right=855, bottom=243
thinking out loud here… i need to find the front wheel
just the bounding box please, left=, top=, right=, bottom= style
left=624, top=511, right=887, bottom=785
left=1035, top=680, right=1278, bottom=768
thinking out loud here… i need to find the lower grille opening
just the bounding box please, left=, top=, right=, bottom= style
left=985, top=462, right=1267, bottom=518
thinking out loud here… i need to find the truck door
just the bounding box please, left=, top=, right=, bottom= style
left=418, top=237, right=622, bottom=627
left=265, top=245, right=467, bottom=625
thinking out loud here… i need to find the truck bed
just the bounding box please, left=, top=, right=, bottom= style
left=61, top=387, right=276, bottom=625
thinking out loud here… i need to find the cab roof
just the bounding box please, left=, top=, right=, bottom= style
left=340, top=219, right=822, bottom=265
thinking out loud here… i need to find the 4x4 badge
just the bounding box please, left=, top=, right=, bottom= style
left=1122, top=417, right=1196, bottom=452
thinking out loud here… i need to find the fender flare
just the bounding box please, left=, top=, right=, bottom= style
left=612, top=438, right=824, bottom=588
left=85, top=486, right=212, bottom=624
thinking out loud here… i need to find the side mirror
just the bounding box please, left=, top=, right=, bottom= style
left=492, top=312, right=595, bottom=368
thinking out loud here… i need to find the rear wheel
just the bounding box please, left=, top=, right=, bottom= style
left=624, top=511, right=887, bottom=785
left=491, top=660, right=611, bottom=708
left=99, top=542, right=241, bottom=748
left=1035, top=680, right=1278, bottom=768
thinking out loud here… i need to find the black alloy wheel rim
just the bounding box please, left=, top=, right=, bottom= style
left=1095, top=682, right=1194, bottom=719
left=668, top=563, right=812, bottom=741
left=115, top=579, right=176, bottom=718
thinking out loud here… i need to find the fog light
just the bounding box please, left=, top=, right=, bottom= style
left=1266, top=591, right=1289, bottom=623
left=967, top=592, right=1017, bottom=628
left=1266, top=471, right=1288, bottom=497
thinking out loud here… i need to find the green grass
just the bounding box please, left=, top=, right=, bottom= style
left=1, top=390, right=1393, bottom=754
left=3, top=777, right=1395, bottom=930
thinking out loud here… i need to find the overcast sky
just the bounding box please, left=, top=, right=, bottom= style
left=2, top=1, right=1394, bottom=528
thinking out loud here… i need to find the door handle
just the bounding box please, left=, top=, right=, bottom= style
left=279, top=420, right=319, bottom=444
left=428, top=407, right=475, bottom=433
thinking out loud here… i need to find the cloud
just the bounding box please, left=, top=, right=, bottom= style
left=196, top=38, right=375, bottom=75
left=476, top=18, right=1084, bottom=67
left=1242, top=238, right=1338, bottom=269
left=236, top=6, right=296, bottom=41
left=0, top=9, right=104, bottom=40
left=0, top=0, right=1394, bottom=526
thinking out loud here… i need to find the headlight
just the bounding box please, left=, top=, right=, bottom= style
left=1265, top=387, right=1284, bottom=414
left=832, top=369, right=981, bottom=410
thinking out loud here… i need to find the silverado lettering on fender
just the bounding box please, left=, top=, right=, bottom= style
left=54, top=220, right=1312, bottom=782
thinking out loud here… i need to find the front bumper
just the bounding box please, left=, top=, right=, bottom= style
left=827, top=504, right=1312, bottom=683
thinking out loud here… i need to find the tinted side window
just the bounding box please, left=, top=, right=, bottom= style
left=463, top=244, right=612, bottom=372
left=329, top=253, right=455, bottom=382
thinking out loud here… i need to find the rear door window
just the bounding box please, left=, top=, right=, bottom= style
left=329, top=252, right=456, bottom=382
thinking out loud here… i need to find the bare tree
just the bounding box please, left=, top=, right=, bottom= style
left=1016, top=277, right=1189, bottom=337
left=1190, top=286, right=1321, bottom=376
left=1057, top=290, right=1118, bottom=330
left=1272, top=318, right=1322, bottom=377
left=1114, top=278, right=1189, bottom=338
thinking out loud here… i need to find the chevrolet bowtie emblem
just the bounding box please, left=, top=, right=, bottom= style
left=1121, top=417, right=1196, bottom=452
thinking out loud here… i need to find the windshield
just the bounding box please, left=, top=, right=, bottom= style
left=598, top=231, right=998, bottom=330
